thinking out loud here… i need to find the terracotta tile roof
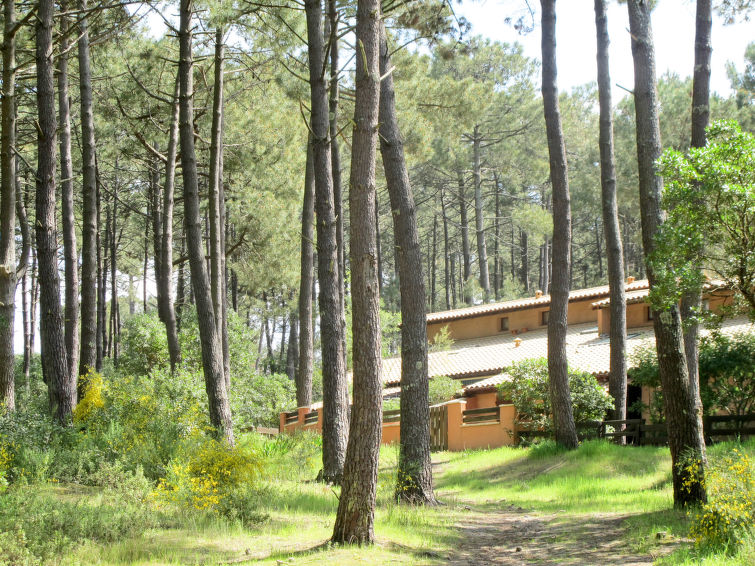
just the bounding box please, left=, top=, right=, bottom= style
left=382, top=316, right=755, bottom=389
left=463, top=373, right=512, bottom=392
left=591, top=279, right=729, bottom=309
left=426, top=280, right=650, bottom=324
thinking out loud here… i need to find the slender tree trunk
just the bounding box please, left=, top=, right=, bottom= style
left=209, top=27, right=229, bottom=389
left=97, top=198, right=107, bottom=369
left=493, top=174, right=501, bottom=300
left=430, top=213, right=437, bottom=310
left=681, top=0, right=712, bottom=413
left=76, top=0, right=98, bottom=380
left=179, top=0, right=233, bottom=444
left=375, top=202, right=383, bottom=294
left=297, top=144, right=315, bottom=407
left=472, top=127, right=490, bottom=300
left=305, top=0, right=348, bottom=482
left=441, top=188, right=451, bottom=310
left=59, top=5, right=80, bottom=383
left=520, top=229, right=529, bottom=292
left=327, top=0, right=347, bottom=375
left=36, top=0, right=74, bottom=423
left=627, top=0, right=706, bottom=506
left=29, top=248, right=38, bottom=396
left=0, top=0, right=18, bottom=410
left=378, top=24, right=435, bottom=506
left=541, top=0, right=578, bottom=449
left=595, top=0, right=627, bottom=425
left=458, top=172, right=472, bottom=302
left=286, top=311, right=298, bottom=381
left=110, top=186, right=119, bottom=364
left=332, top=0, right=381, bottom=542
left=17, top=183, right=31, bottom=394
left=157, top=80, right=181, bottom=371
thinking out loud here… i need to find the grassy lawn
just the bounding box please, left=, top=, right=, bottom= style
left=2, top=438, right=753, bottom=564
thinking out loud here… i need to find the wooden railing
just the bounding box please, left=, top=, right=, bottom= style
left=304, top=411, right=319, bottom=425
left=383, top=409, right=401, bottom=423
left=463, top=406, right=499, bottom=424
left=284, top=410, right=299, bottom=426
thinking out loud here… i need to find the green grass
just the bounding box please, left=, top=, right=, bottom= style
left=3, top=438, right=754, bottom=564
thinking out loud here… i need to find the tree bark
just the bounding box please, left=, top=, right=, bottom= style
left=77, top=0, right=98, bottom=379
left=0, top=0, right=18, bottom=410
left=520, top=229, right=529, bottom=292
left=681, top=0, right=712, bottom=414
left=458, top=172, right=472, bottom=303
left=378, top=24, right=435, bottom=506
left=493, top=174, right=501, bottom=300
left=472, top=127, right=490, bottom=300
left=296, top=144, right=315, bottom=407
left=627, top=0, right=706, bottom=506
left=36, top=0, right=74, bottom=423
left=441, top=187, right=451, bottom=310
left=209, top=27, right=229, bottom=388
left=594, top=0, right=627, bottom=425
left=305, top=0, right=348, bottom=482
left=541, top=0, right=578, bottom=449
left=327, top=0, right=347, bottom=375
left=178, top=0, right=234, bottom=445
left=59, top=4, right=80, bottom=384
left=332, top=0, right=381, bottom=543
left=17, top=182, right=31, bottom=395
left=286, top=311, right=298, bottom=381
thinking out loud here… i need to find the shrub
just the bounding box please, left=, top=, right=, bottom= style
left=497, top=357, right=613, bottom=431
left=428, top=375, right=459, bottom=405
left=690, top=448, right=755, bottom=550
left=152, top=436, right=262, bottom=514
left=119, top=313, right=171, bottom=375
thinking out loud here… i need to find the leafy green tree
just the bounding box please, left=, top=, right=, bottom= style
left=497, top=358, right=612, bottom=432
left=654, top=120, right=755, bottom=315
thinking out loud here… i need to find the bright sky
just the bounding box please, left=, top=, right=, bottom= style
left=457, top=0, right=753, bottom=98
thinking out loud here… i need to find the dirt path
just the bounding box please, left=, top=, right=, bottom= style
left=446, top=506, right=669, bottom=566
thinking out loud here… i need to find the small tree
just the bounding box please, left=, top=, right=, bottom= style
left=654, top=120, right=755, bottom=315
left=498, top=358, right=613, bottom=433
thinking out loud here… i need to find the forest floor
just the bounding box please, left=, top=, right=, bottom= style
left=6, top=439, right=754, bottom=565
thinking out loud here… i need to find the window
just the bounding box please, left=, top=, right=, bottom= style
left=500, top=317, right=509, bottom=331
left=647, top=306, right=654, bottom=321
left=541, top=311, right=549, bottom=326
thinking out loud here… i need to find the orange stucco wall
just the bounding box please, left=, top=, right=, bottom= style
left=429, top=299, right=599, bottom=343
left=446, top=400, right=517, bottom=450
left=464, top=391, right=498, bottom=410
left=598, top=291, right=733, bottom=335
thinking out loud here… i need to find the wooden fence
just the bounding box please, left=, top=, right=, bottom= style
left=429, top=405, right=448, bottom=451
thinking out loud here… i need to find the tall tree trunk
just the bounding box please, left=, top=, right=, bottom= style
left=59, top=4, right=80, bottom=383
left=493, top=174, right=501, bottom=300
left=77, top=0, right=99, bottom=378
left=458, top=172, right=472, bottom=302
left=35, top=0, right=74, bottom=423
left=97, top=198, right=107, bottom=369
left=327, top=0, right=347, bottom=375
left=157, top=80, right=181, bottom=371
left=286, top=311, right=298, bottom=381
left=17, top=182, right=31, bottom=395
left=178, top=0, right=233, bottom=444
left=441, top=187, right=451, bottom=310
left=29, top=248, right=39, bottom=396
left=209, top=27, right=229, bottom=388
left=378, top=24, right=435, bottom=506
left=332, top=0, right=381, bottom=542
left=304, top=0, right=348, bottom=482
left=110, top=184, right=119, bottom=364
left=541, top=0, right=578, bottom=449
left=627, top=0, right=706, bottom=506
left=375, top=202, right=383, bottom=294
left=595, top=0, right=627, bottom=425
left=519, top=229, right=529, bottom=292
left=297, top=144, right=315, bottom=407
left=472, top=127, right=490, bottom=300
left=0, top=0, right=18, bottom=410
left=681, top=0, right=712, bottom=413
left=430, top=212, right=437, bottom=310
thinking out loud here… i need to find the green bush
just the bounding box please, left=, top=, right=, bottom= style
left=497, top=358, right=613, bottom=431
left=629, top=331, right=755, bottom=420
left=428, top=375, right=459, bottom=405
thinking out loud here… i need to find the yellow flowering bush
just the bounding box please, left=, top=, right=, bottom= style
left=152, top=436, right=261, bottom=513
left=0, top=440, right=13, bottom=491
left=72, top=370, right=105, bottom=424
left=690, top=449, right=755, bottom=549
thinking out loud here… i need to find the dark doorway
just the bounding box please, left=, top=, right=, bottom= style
left=627, top=384, right=643, bottom=419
